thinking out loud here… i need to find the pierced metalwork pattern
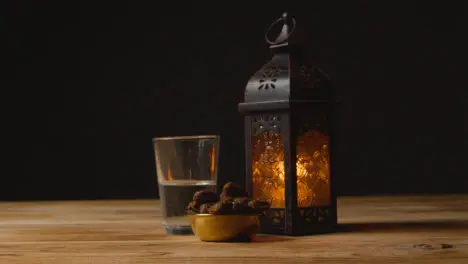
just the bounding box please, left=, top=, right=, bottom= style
left=299, top=114, right=329, bottom=135
left=243, top=55, right=291, bottom=103
left=263, top=209, right=286, bottom=226
left=258, top=67, right=279, bottom=90
left=251, top=115, right=281, bottom=136
left=299, top=207, right=330, bottom=223
left=299, top=65, right=330, bottom=90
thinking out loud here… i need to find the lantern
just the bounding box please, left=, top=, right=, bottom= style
left=238, top=13, right=337, bottom=236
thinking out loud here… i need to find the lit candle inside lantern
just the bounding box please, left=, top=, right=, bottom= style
left=251, top=131, right=330, bottom=208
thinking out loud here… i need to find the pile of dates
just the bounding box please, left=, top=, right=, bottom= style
left=186, top=182, right=270, bottom=215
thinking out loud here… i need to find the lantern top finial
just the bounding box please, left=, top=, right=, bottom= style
left=265, top=12, right=296, bottom=48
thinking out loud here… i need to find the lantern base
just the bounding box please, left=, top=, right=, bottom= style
left=259, top=225, right=337, bottom=236
left=258, top=207, right=337, bottom=236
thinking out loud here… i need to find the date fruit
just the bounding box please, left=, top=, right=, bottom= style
left=220, top=182, right=249, bottom=199
left=232, top=197, right=252, bottom=213
left=248, top=199, right=271, bottom=212
left=186, top=181, right=270, bottom=215
left=193, top=190, right=220, bottom=205
left=199, top=203, right=215, bottom=214
left=208, top=198, right=234, bottom=215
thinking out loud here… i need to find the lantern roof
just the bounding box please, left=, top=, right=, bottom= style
left=239, top=13, right=333, bottom=113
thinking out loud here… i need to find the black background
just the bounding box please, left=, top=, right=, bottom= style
left=5, top=1, right=468, bottom=201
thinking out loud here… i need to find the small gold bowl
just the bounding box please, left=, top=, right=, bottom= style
left=189, top=214, right=260, bottom=242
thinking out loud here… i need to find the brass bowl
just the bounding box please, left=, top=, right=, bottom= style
left=189, top=214, right=260, bottom=242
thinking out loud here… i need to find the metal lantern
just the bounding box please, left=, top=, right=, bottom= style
left=238, top=13, right=337, bottom=236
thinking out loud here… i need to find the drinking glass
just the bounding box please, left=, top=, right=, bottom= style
left=153, top=135, right=220, bottom=234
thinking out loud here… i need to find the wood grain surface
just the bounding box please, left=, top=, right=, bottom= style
left=0, top=195, right=467, bottom=263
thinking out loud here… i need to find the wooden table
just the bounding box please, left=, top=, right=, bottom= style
left=0, top=196, right=467, bottom=263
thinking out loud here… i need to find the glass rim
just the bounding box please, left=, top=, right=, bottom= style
left=152, top=135, right=220, bottom=141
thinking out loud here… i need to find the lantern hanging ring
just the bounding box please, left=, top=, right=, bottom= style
left=265, top=12, right=296, bottom=45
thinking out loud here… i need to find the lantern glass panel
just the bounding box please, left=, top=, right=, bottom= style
left=250, top=115, right=332, bottom=209
left=250, top=114, right=285, bottom=209
left=296, top=129, right=330, bottom=207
